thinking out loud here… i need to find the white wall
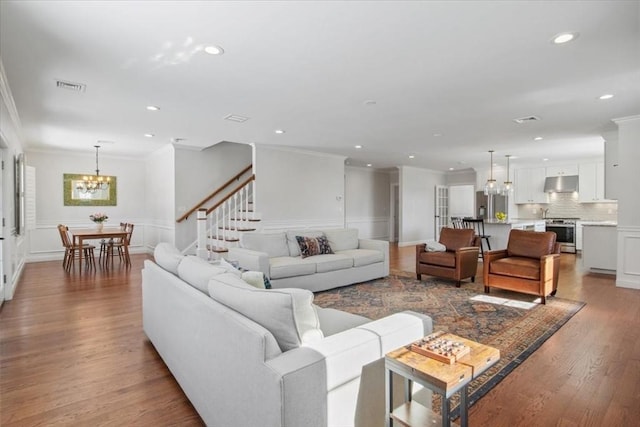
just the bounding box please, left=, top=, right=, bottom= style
left=345, top=166, right=390, bottom=239
left=449, top=185, right=475, bottom=218
left=254, top=146, right=346, bottom=230
left=398, top=166, right=446, bottom=246
left=26, top=150, right=147, bottom=261
left=614, top=115, right=640, bottom=289
left=145, top=145, right=175, bottom=249
left=1, top=58, right=27, bottom=300
left=174, top=142, right=252, bottom=250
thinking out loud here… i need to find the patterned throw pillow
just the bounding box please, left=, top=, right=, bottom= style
left=295, top=235, right=334, bottom=258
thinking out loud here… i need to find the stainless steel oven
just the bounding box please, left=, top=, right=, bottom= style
left=545, top=219, right=577, bottom=253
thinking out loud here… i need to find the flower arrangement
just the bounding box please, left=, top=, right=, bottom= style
left=495, top=211, right=506, bottom=221
left=89, top=212, right=109, bottom=223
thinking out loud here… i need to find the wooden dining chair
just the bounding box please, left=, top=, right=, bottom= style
left=102, top=223, right=134, bottom=267
left=57, top=224, right=96, bottom=270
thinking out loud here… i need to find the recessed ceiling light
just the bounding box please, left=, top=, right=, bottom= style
left=366, top=164, right=372, bottom=167
left=144, top=133, right=154, bottom=138
left=433, top=133, right=443, bottom=137
left=542, top=158, right=549, bottom=162
left=363, top=100, right=377, bottom=105
left=534, top=136, right=543, bottom=141
left=204, top=45, right=224, bottom=55
left=355, top=145, right=362, bottom=149
left=599, top=94, right=614, bottom=100
left=275, top=129, right=285, bottom=134
left=552, top=32, right=578, bottom=44
left=448, top=167, right=454, bottom=171
left=146, top=105, right=160, bottom=111
left=409, top=155, right=415, bottom=159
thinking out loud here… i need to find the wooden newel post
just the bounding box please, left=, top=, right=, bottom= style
left=197, top=208, right=208, bottom=260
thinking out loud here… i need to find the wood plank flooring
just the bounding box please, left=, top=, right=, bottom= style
left=1, top=247, right=639, bottom=426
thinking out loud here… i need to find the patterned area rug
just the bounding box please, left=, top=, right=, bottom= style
left=313, top=271, right=585, bottom=420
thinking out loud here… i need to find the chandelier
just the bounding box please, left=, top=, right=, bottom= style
left=76, top=145, right=110, bottom=194
left=484, top=150, right=499, bottom=195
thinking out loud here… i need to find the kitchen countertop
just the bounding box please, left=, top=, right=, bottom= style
left=581, top=221, right=617, bottom=227
left=484, top=219, right=545, bottom=225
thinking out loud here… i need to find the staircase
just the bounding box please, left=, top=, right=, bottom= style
left=178, top=165, right=261, bottom=259
left=198, top=180, right=260, bottom=259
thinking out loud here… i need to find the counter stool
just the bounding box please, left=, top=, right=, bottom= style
left=462, top=218, right=491, bottom=260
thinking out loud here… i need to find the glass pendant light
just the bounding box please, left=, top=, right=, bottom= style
left=484, top=150, right=499, bottom=195
left=502, top=154, right=514, bottom=195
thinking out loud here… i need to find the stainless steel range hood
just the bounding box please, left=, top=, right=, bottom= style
left=544, top=175, right=579, bottom=193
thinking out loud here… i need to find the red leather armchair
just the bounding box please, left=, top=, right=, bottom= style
left=416, top=228, right=480, bottom=287
left=483, top=229, right=561, bottom=304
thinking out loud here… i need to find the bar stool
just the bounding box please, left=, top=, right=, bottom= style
left=462, top=218, right=491, bottom=259
left=450, top=217, right=464, bottom=229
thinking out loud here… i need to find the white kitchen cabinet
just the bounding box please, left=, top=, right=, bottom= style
left=582, top=224, right=617, bottom=272
left=546, top=164, right=578, bottom=177
left=578, top=162, right=615, bottom=203
left=576, top=221, right=583, bottom=251
left=514, top=167, right=548, bottom=204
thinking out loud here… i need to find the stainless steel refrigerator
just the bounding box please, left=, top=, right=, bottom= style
left=475, top=191, right=506, bottom=220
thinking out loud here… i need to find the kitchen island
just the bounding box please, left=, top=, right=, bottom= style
left=482, top=219, right=546, bottom=251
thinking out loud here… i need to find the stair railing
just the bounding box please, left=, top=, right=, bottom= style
left=196, top=176, right=256, bottom=259
left=177, top=164, right=252, bottom=223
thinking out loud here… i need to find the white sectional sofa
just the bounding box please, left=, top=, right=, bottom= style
left=228, top=228, right=389, bottom=292
left=143, top=243, right=432, bottom=427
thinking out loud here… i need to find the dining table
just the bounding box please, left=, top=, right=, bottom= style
left=70, top=226, right=130, bottom=270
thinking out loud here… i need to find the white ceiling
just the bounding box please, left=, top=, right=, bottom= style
left=1, top=1, right=638, bottom=172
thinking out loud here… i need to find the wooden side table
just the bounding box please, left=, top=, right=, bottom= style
left=385, top=333, right=499, bottom=427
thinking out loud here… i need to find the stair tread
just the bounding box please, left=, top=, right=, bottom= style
left=217, top=227, right=256, bottom=232
left=209, top=247, right=229, bottom=253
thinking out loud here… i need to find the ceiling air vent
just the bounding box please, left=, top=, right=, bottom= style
left=513, top=116, right=540, bottom=124
left=55, top=79, right=86, bottom=92
left=224, top=114, right=249, bottom=123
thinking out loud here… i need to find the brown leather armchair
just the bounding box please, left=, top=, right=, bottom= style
left=483, top=229, right=561, bottom=304
left=416, top=228, right=480, bottom=287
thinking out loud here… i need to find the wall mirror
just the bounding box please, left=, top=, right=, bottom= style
left=63, top=173, right=117, bottom=206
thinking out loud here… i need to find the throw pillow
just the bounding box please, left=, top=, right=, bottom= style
left=241, top=271, right=267, bottom=289
left=208, top=273, right=324, bottom=352
left=286, top=230, right=325, bottom=257
left=296, top=235, right=334, bottom=258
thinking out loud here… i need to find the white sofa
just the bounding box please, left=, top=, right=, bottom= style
left=143, top=243, right=432, bottom=427
left=228, top=228, right=389, bottom=292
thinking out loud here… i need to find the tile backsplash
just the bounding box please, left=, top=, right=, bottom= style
left=516, top=192, right=618, bottom=221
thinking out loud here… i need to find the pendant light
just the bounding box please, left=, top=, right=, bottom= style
left=502, top=154, right=514, bottom=195
left=484, top=150, right=499, bottom=195
left=76, top=145, right=110, bottom=194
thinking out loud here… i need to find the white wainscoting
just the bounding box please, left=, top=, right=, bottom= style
left=27, top=222, right=155, bottom=262
left=345, top=216, right=390, bottom=240
left=617, top=225, right=640, bottom=289
left=259, top=218, right=345, bottom=232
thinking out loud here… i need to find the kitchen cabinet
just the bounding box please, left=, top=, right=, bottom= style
left=576, top=221, right=583, bottom=251
left=546, top=164, right=578, bottom=177
left=578, top=162, right=615, bottom=203
left=582, top=224, right=617, bottom=273
left=514, top=167, right=548, bottom=204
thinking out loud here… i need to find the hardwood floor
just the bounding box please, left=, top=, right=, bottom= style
left=1, top=248, right=639, bottom=426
